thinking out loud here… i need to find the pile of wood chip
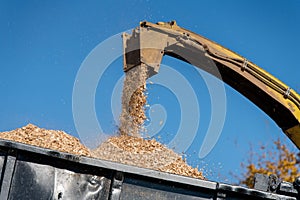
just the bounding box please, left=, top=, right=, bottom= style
left=0, top=124, right=91, bottom=156
left=92, top=135, right=205, bottom=179
left=159, top=157, right=204, bottom=179
left=0, top=124, right=204, bottom=179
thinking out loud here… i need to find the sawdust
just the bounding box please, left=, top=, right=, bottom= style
left=0, top=124, right=91, bottom=156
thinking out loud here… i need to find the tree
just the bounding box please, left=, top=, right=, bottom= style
left=239, top=139, right=300, bottom=188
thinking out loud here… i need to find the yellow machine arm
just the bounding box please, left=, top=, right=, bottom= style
left=122, top=21, right=300, bottom=149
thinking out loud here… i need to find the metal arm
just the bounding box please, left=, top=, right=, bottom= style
left=122, top=21, right=300, bottom=149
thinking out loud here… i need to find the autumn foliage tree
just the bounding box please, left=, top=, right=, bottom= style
left=239, top=139, right=300, bottom=188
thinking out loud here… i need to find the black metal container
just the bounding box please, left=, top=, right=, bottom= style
left=0, top=139, right=297, bottom=200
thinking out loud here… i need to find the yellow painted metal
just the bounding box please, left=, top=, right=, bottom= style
left=139, top=21, right=300, bottom=148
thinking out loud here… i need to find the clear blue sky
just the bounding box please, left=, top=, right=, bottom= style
left=1, top=0, right=299, bottom=183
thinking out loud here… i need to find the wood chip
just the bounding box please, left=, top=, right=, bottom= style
left=92, top=135, right=205, bottom=180
left=0, top=124, right=204, bottom=179
left=0, top=124, right=91, bottom=156
left=116, top=65, right=205, bottom=179
left=119, top=65, right=148, bottom=137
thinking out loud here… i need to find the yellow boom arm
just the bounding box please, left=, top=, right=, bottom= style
left=122, top=21, right=300, bottom=149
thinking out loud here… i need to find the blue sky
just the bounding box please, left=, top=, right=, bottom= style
left=1, top=0, right=299, bottom=183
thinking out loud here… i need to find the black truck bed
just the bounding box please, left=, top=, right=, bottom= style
left=0, top=139, right=297, bottom=200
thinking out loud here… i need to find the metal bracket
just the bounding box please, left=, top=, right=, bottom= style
left=284, top=87, right=291, bottom=99
left=0, top=149, right=17, bottom=200
left=278, top=181, right=298, bottom=196
left=254, top=174, right=280, bottom=193
left=254, top=173, right=300, bottom=197
left=109, top=171, right=124, bottom=200
left=241, top=59, right=248, bottom=71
